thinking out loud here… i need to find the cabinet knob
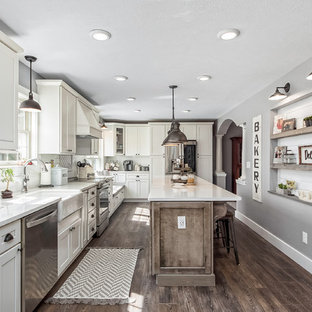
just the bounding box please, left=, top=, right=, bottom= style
left=91, top=227, right=95, bottom=231
left=91, top=214, right=94, bottom=218
left=91, top=203, right=95, bottom=206
left=4, top=233, right=14, bottom=242
left=91, top=191, right=95, bottom=195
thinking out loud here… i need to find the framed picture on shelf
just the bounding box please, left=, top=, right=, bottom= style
left=282, top=118, right=296, bottom=132
left=273, top=146, right=287, bottom=163
left=299, top=145, right=312, bottom=165
left=273, top=115, right=284, bottom=134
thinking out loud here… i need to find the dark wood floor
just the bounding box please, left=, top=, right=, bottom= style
left=38, top=202, right=312, bottom=312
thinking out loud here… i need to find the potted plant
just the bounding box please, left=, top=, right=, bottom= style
left=1, top=168, right=14, bottom=199
left=303, top=116, right=312, bottom=127
left=276, top=183, right=290, bottom=195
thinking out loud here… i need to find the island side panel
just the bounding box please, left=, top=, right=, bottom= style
left=151, top=201, right=214, bottom=286
left=160, top=206, right=205, bottom=268
left=204, top=202, right=213, bottom=273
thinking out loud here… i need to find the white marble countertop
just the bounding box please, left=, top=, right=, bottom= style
left=0, top=181, right=99, bottom=227
left=108, top=171, right=150, bottom=174
left=148, top=176, right=241, bottom=202
left=112, top=184, right=125, bottom=195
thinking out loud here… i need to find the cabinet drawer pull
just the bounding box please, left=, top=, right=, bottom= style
left=4, top=233, right=14, bottom=242
left=67, top=149, right=72, bottom=152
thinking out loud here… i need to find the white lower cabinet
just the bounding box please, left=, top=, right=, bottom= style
left=109, top=172, right=126, bottom=184
left=58, top=212, right=82, bottom=276
left=0, top=243, right=21, bottom=312
left=81, top=191, right=88, bottom=247
left=138, top=179, right=150, bottom=198
left=126, top=174, right=150, bottom=199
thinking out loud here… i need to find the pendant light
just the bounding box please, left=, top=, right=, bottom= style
left=306, top=72, right=312, bottom=80
left=19, top=56, right=41, bottom=112
left=162, top=85, right=187, bottom=146
left=268, top=82, right=290, bottom=101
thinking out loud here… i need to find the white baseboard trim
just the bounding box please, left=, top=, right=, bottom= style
left=235, top=210, right=312, bottom=274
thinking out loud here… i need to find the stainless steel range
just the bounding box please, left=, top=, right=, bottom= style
left=95, top=177, right=112, bottom=237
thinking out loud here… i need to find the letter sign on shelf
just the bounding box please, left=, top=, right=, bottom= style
left=252, top=115, right=262, bottom=202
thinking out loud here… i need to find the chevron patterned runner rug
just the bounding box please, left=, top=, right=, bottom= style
left=46, top=248, right=140, bottom=305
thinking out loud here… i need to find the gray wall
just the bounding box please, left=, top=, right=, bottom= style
left=19, top=61, right=44, bottom=93
left=222, top=123, right=242, bottom=192
left=217, top=56, right=312, bottom=259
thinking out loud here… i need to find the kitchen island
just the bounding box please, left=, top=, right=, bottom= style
left=148, top=176, right=241, bottom=286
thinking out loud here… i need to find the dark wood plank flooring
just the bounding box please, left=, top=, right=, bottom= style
left=38, top=202, right=312, bottom=312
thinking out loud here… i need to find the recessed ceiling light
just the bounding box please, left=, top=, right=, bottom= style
left=127, top=97, right=136, bottom=101
left=217, top=29, right=240, bottom=40
left=197, top=75, right=211, bottom=81
left=183, top=110, right=191, bottom=113
left=188, top=97, right=198, bottom=101
left=89, top=29, right=111, bottom=41
left=114, top=75, right=128, bottom=81
left=134, top=109, right=141, bottom=113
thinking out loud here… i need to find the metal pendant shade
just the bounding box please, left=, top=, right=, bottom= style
left=162, top=85, right=187, bottom=146
left=19, top=56, right=41, bottom=112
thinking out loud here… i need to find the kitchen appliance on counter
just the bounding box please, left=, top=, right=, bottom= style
left=22, top=203, right=58, bottom=312
left=165, top=140, right=197, bottom=174
left=51, top=166, right=68, bottom=185
left=140, top=165, right=150, bottom=171
left=40, top=163, right=52, bottom=186
left=123, top=160, right=133, bottom=171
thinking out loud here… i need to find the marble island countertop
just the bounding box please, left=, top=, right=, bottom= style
left=148, top=176, right=241, bottom=202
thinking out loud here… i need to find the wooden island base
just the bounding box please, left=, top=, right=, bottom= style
left=156, top=274, right=216, bottom=287
left=151, top=201, right=215, bottom=286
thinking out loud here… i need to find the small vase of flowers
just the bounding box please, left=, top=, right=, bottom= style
left=1, top=168, right=14, bottom=199
left=303, top=116, right=312, bottom=127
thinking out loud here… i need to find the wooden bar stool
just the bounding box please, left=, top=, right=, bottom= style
left=213, top=204, right=240, bottom=265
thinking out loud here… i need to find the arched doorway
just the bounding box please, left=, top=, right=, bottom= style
left=216, top=119, right=246, bottom=192
left=222, top=122, right=242, bottom=193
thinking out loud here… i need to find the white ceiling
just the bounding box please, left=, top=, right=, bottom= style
left=1, top=0, right=312, bottom=121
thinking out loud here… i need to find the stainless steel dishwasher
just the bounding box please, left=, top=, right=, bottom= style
left=22, top=203, right=58, bottom=312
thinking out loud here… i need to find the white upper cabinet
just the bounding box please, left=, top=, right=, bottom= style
left=125, top=125, right=150, bottom=156
left=196, top=123, right=213, bottom=156
left=149, top=123, right=169, bottom=156
left=61, top=87, right=76, bottom=153
left=103, top=124, right=125, bottom=156
left=0, top=31, right=23, bottom=151
left=180, top=123, right=197, bottom=141
left=37, top=81, right=77, bottom=154
left=125, top=126, right=137, bottom=156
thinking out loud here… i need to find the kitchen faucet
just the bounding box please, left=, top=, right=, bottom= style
left=23, top=158, right=48, bottom=192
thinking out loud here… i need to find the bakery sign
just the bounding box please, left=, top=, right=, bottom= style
left=252, top=115, right=262, bottom=202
